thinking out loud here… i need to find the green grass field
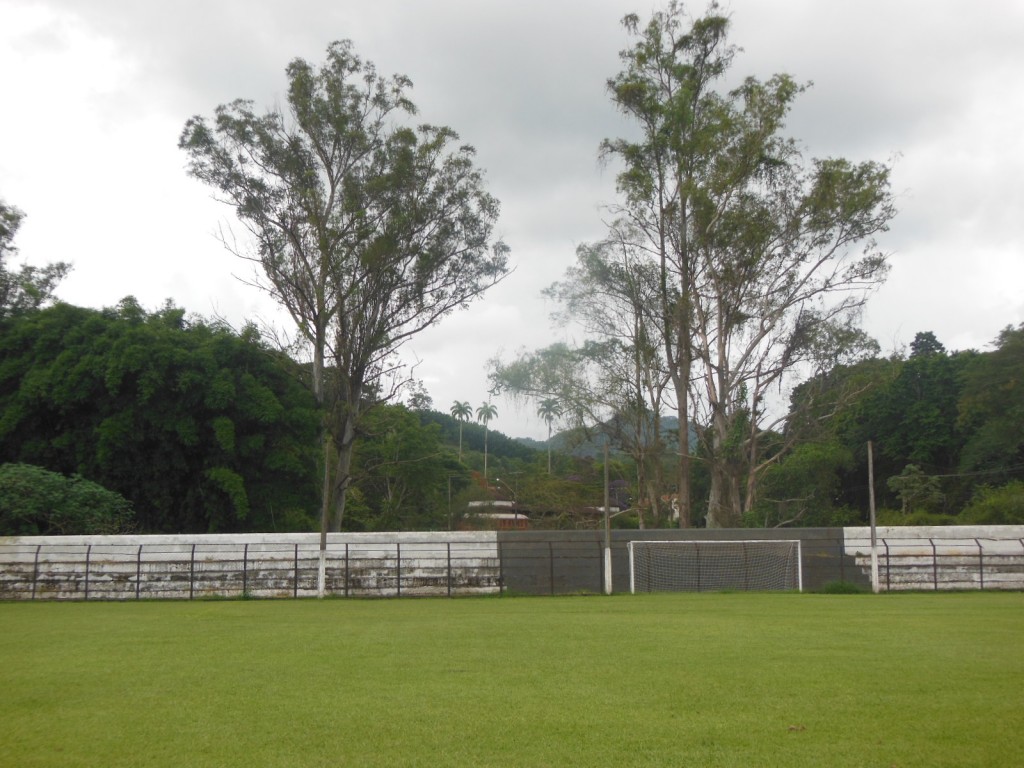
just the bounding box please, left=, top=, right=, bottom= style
left=2, top=592, right=1022, bottom=767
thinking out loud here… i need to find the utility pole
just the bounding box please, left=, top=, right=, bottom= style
left=603, top=442, right=612, bottom=595
left=868, top=441, right=879, bottom=593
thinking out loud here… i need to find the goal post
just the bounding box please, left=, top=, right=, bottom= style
left=628, top=540, right=803, bottom=593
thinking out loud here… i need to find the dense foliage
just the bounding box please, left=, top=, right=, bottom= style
left=0, top=301, right=320, bottom=533
left=0, top=462, right=134, bottom=535
left=756, top=327, right=1024, bottom=526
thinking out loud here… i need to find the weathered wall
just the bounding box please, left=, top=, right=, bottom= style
left=0, top=532, right=501, bottom=600
left=2, top=526, right=1021, bottom=600
left=844, top=525, right=1024, bottom=591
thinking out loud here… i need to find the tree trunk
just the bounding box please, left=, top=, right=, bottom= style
left=676, top=195, right=692, bottom=529
left=329, top=413, right=357, bottom=532
left=706, top=407, right=744, bottom=528
left=676, top=376, right=691, bottom=529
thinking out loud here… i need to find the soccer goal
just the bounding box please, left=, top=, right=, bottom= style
left=628, top=540, right=803, bottom=593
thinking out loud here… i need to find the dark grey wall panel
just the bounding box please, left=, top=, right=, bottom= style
left=497, top=529, right=866, bottom=595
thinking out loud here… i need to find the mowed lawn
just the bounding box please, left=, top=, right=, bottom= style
left=2, top=593, right=1022, bottom=767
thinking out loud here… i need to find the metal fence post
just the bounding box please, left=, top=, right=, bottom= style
left=31, top=544, right=41, bottom=600
left=84, top=544, right=92, bottom=600
left=930, top=538, right=938, bottom=590
left=883, top=539, right=891, bottom=592
left=189, top=543, right=196, bottom=600
left=447, top=542, right=452, bottom=598
left=975, top=538, right=984, bottom=590
left=396, top=543, right=402, bottom=597
left=136, top=544, right=143, bottom=600
left=696, top=542, right=702, bottom=592
left=742, top=541, right=750, bottom=590
left=294, top=543, right=299, bottom=598
left=498, top=541, right=505, bottom=597
left=549, top=541, right=555, bottom=596
left=242, top=543, right=249, bottom=597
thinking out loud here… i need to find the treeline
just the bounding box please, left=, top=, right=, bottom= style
left=750, top=329, right=1024, bottom=527
left=2, top=300, right=1019, bottom=535
left=0, top=301, right=320, bottom=533
left=0, top=300, right=555, bottom=535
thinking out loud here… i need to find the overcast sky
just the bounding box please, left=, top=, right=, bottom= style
left=2, top=0, right=1022, bottom=439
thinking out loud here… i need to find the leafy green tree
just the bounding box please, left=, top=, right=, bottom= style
left=450, top=400, right=473, bottom=461
left=603, top=3, right=894, bottom=527
left=405, top=381, right=433, bottom=412
left=887, top=464, right=944, bottom=516
left=958, top=324, right=1024, bottom=477
left=0, top=200, right=70, bottom=320
left=179, top=40, right=510, bottom=538
left=959, top=481, right=1024, bottom=525
left=0, top=463, right=134, bottom=536
left=346, top=404, right=453, bottom=531
left=602, top=5, right=734, bottom=526
left=747, top=440, right=856, bottom=528
left=910, top=330, right=945, bottom=357
left=0, top=301, right=320, bottom=532
left=476, top=402, right=498, bottom=481
left=848, top=336, right=970, bottom=503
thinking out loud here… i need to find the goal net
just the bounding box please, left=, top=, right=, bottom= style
left=628, top=540, right=802, bottom=593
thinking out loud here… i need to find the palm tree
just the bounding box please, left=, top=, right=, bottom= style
left=476, top=402, right=498, bottom=481
left=537, top=398, right=562, bottom=474
left=450, top=400, right=473, bottom=461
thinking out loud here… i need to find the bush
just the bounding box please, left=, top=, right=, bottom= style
left=0, top=463, right=134, bottom=535
left=875, top=508, right=957, bottom=526
left=958, top=481, right=1024, bottom=525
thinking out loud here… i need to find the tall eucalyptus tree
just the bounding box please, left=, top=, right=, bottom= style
left=180, top=41, right=510, bottom=555
left=605, top=3, right=894, bottom=526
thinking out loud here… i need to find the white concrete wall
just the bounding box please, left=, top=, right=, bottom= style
left=0, top=532, right=501, bottom=600
left=844, top=526, right=1024, bottom=590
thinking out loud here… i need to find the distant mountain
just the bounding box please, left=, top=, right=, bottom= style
left=417, top=409, right=540, bottom=461
left=513, top=414, right=696, bottom=458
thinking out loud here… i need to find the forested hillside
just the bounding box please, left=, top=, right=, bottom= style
left=755, top=329, right=1024, bottom=527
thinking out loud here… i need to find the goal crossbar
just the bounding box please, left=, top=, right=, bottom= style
left=628, top=540, right=803, bottom=593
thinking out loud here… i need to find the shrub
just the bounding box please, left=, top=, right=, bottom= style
left=958, top=481, right=1024, bottom=525
left=875, top=508, right=957, bottom=526
left=0, top=463, right=134, bottom=535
